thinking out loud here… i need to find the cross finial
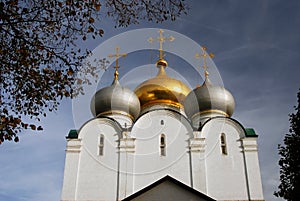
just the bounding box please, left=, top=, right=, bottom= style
left=195, top=46, right=214, bottom=80
left=108, top=47, right=127, bottom=80
left=148, top=29, right=175, bottom=64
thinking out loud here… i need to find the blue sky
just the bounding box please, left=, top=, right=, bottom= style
left=1, top=1, right=300, bottom=201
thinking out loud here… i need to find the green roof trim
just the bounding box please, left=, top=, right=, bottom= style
left=245, top=128, right=258, bottom=137
left=67, top=129, right=78, bottom=139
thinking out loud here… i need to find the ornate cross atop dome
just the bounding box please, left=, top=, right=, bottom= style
left=148, top=29, right=175, bottom=67
left=108, top=46, right=127, bottom=80
left=195, top=46, right=214, bottom=80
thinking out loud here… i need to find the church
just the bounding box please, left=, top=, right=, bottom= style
left=61, top=30, right=264, bottom=201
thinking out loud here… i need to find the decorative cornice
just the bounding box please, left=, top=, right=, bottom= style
left=66, top=139, right=82, bottom=153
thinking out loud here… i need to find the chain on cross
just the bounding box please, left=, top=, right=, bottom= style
left=148, top=29, right=175, bottom=61
left=195, top=46, right=214, bottom=79
left=108, top=47, right=127, bottom=80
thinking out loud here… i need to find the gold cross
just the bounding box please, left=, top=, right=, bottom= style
left=148, top=29, right=175, bottom=60
left=195, top=46, right=214, bottom=79
left=108, top=47, right=127, bottom=80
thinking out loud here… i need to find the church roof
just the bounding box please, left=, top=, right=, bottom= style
left=66, top=129, right=78, bottom=139
left=245, top=128, right=258, bottom=137
left=122, top=175, right=216, bottom=201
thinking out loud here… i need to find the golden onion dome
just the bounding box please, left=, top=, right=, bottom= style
left=134, top=61, right=191, bottom=110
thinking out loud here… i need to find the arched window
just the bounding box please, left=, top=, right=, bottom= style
left=220, top=133, right=227, bottom=155
left=98, top=134, right=104, bottom=156
left=160, top=120, right=164, bottom=125
left=160, top=134, right=166, bottom=156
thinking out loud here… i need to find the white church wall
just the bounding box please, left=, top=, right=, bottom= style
left=190, top=132, right=207, bottom=194
left=202, top=118, right=249, bottom=201
left=61, top=113, right=265, bottom=201
left=74, top=118, right=121, bottom=201
left=119, top=132, right=136, bottom=199
left=61, top=139, right=81, bottom=201
left=242, top=137, right=264, bottom=200
left=130, top=110, right=194, bottom=193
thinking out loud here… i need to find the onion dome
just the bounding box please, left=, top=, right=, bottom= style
left=91, top=46, right=140, bottom=121
left=134, top=29, right=191, bottom=111
left=184, top=77, right=235, bottom=119
left=134, top=60, right=191, bottom=110
left=91, top=79, right=141, bottom=120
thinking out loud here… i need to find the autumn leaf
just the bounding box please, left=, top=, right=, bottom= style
left=29, top=124, right=36, bottom=130
left=94, top=3, right=101, bottom=11
left=87, top=26, right=94, bottom=33
left=14, top=136, right=19, bottom=142
left=67, top=68, right=74, bottom=76
left=89, top=17, right=95, bottom=23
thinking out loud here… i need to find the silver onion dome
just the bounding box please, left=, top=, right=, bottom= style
left=91, top=79, right=141, bottom=120
left=184, top=78, right=235, bottom=119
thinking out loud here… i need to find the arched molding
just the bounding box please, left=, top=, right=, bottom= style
left=77, top=116, right=123, bottom=139
left=200, top=116, right=247, bottom=139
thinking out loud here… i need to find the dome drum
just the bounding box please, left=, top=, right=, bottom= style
left=96, top=110, right=135, bottom=121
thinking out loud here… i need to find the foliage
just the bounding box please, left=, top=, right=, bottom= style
left=275, top=89, right=300, bottom=201
left=0, top=0, right=188, bottom=144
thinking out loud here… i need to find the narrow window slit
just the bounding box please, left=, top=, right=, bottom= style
left=98, top=134, right=104, bottom=156
left=220, top=133, right=227, bottom=155
left=160, top=134, right=166, bottom=156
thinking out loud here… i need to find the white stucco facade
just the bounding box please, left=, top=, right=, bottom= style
left=61, top=107, right=264, bottom=201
